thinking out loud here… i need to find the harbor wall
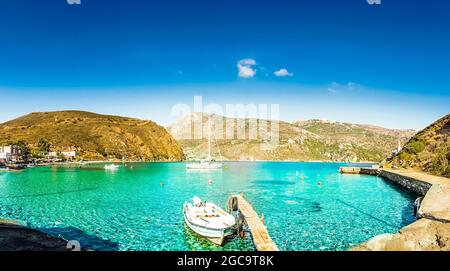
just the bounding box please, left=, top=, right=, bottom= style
left=339, top=167, right=432, bottom=196
left=378, top=170, right=432, bottom=196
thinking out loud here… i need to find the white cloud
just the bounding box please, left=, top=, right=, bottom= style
left=328, top=87, right=338, bottom=94
left=327, top=81, right=360, bottom=94
left=237, top=59, right=257, bottom=78
left=346, top=81, right=361, bottom=90
left=274, top=68, right=293, bottom=77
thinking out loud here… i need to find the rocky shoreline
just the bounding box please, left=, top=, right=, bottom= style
left=353, top=218, right=449, bottom=251
left=0, top=219, right=72, bottom=251
left=340, top=167, right=450, bottom=251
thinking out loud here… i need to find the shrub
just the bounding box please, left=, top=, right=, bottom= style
left=407, top=139, right=425, bottom=154
left=398, top=151, right=411, bottom=160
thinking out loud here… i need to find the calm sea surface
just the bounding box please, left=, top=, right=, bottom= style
left=0, top=162, right=416, bottom=251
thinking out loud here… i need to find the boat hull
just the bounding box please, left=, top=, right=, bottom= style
left=183, top=203, right=231, bottom=246
left=184, top=215, right=226, bottom=245
left=186, top=162, right=223, bottom=170
left=104, top=164, right=120, bottom=170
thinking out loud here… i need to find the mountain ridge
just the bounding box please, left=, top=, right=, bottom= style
left=0, top=110, right=184, bottom=161
left=168, top=113, right=415, bottom=162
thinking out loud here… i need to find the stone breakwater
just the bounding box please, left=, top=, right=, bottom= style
left=340, top=167, right=450, bottom=251
left=378, top=170, right=431, bottom=196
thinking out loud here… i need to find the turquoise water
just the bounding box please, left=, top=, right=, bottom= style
left=0, top=162, right=416, bottom=251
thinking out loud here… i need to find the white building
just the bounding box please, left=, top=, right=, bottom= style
left=0, top=145, right=25, bottom=163
left=46, top=151, right=59, bottom=160
left=48, top=151, right=58, bottom=157
left=0, top=146, right=12, bottom=162
left=397, top=140, right=402, bottom=153
left=61, top=151, right=77, bottom=159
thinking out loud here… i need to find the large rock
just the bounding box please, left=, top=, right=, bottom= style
left=418, top=184, right=450, bottom=223
left=352, top=219, right=450, bottom=251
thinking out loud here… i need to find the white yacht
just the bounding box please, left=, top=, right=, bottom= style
left=186, top=119, right=224, bottom=170
left=183, top=196, right=236, bottom=246
left=186, top=161, right=223, bottom=170
left=104, top=164, right=120, bottom=170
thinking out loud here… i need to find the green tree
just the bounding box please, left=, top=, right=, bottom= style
left=38, top=138, right=51, bottom=153
left=14, top=140, right=31, bottom=162
left=407, top=140, right=426, bottom=154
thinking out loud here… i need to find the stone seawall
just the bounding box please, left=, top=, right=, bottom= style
left=340, top=167, right=433, bottom=196
left=378, top=170, right=432, bottom=196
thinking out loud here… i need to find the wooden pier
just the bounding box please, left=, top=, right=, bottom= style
left=339, top=166, right=379, bottom=176
left=232, top=194, right=279, bottom=251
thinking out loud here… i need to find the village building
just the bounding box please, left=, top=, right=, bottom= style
left=61, top=151, right=78, bottom=160
left=0, top=146, right=12, bottom=164
left=45, top=151, right=59, bottom=161
left=0, top=145, right=24, bottom=164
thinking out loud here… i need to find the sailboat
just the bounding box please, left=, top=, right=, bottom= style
left=186, top=119, right=223, bottom=170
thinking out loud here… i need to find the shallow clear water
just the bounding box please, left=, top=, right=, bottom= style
left=0, top=162, right=416, bottom=251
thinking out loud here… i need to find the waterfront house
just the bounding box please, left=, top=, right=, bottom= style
left=0, top=145, right=24, bottom=163
left=61, top=151, right=77, bottom=160
left=0, top=146, right=12, bottom=163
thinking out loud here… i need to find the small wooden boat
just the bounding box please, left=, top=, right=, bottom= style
left=183, top=196, right=236, bottom=246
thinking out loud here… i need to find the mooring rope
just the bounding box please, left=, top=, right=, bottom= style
left=335, top=198, right=398, bottom=229
left=0, top=187, right=97, bottom=199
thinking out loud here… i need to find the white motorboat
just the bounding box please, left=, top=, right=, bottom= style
left=183, top=196, right=236, bottom=246
left=186, top=119, right=224, bottom=170
left=186, top=161, right=223, bottom=170
left=104, top=164, right=120, bottom=170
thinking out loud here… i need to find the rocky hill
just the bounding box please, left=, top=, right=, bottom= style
left=387, top=114, right=450, bottom=177
left=0, top=111, right=184, bottom=161
left=168, top=113, right=415, bottom=162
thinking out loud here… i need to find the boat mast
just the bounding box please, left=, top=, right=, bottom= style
left=208, top=119, right=212, bottom=161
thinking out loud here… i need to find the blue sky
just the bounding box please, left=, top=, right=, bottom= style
left=0, top=0, right=449, bottom=130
